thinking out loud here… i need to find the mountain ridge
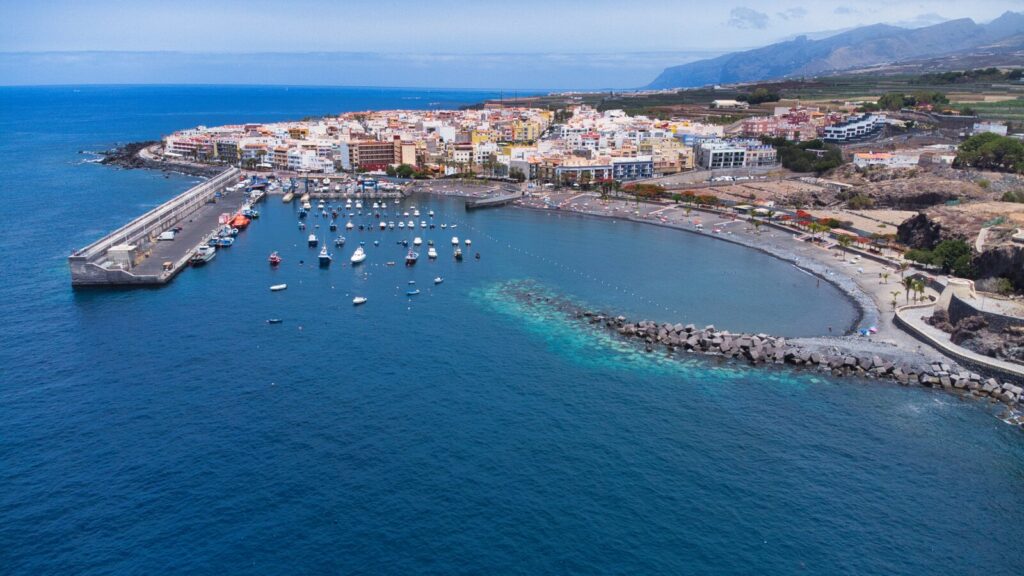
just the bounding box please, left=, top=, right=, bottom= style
left=647, top=12, right=1024, bottom=89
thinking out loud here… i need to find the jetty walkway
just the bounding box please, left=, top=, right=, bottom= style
left=69, top=168, right=245, bottom=287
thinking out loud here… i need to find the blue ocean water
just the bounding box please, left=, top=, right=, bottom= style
left=1, top=86, right=1022, bottom=575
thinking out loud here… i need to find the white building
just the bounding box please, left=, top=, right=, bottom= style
left=973, top=122, right=1008, bottom=136
left=823, top=114, right=885, bottom=142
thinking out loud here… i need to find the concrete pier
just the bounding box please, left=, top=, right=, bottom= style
left=465, top=191, right=522, bottom=211
left=69, top=168, right=245, bottom=287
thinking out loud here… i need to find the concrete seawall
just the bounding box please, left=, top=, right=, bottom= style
left=69, top=168, right=241, bottom=286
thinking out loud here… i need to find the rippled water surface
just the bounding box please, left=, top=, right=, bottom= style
left=1, top=86, right=1022, bottom=575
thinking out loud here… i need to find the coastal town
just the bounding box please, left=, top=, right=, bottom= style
left=13, top=3, right=1024, bottom=574
left=79, top=76, right=1024, bottom=423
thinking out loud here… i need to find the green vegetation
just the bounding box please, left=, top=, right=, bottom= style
left=385, top=164, right=430, bottom=179
left=846, top=194, right=874, bottom=209
left=1000, top=190, right=1024, bottom=203
left=761, top=137, right=844, bottom=174
left=509, top=168, right=526, bottom=182
left=737, top=87, right=780, bottom=105
left=954, top=97, right=1024, bottom=122
left=904, top=239, right=973, bottom=277
left=922, top=68, right=1023, bottom=84
left=955, top=133, right=1024, bottom=173
left=875, top=91, right=948, bottom=111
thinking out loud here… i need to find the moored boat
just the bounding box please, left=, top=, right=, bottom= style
left=434, top=276, right=443, bottom=284
left=190, top=245, right=216, bottom=266
left=454, top=247, right=463, bottom=261
left=318, top=245, right=332, bottom=267
left=427, top=247, right=437, bottom=259
left=352, top=296, right=367, bottom=305
left=308, top=234, right=318, bottom=247
left=270, top=283, right=287, bottom=291
left=268, top=251, right=282, bottom=266
left=405, top=248, right=419, bottom=266
left=413, top=237, right=422, bottom=246
left=451, top=236, right=459, bottom=246
left=350, top=246, right=366, bottom=264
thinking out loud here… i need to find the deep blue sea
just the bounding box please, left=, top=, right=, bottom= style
left=1, top=86, right=1023, bottom=575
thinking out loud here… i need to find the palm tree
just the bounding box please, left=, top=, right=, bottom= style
left=752, top=219, right=763, bottom=235
left=890, top=290, right=901, bottom=311
left=881, top=272, right=889, bottom=285
left=902, top=276, right=916, bottom=304
left=836, top=235, right=853, bottom=260
left=912, top=279, right=926, bottom=303
left=898, top=261, right=910, bottom=279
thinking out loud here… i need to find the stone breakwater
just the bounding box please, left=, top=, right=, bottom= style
left=507, top=285, right=1024, bottom=426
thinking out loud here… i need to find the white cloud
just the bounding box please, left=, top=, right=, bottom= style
left=727, top=7, right=771, bottom=29
left=777, top=7, right=808, bottom=21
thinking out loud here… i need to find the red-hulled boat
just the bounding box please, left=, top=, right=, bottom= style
left=268, top=251, right=282, bottom=266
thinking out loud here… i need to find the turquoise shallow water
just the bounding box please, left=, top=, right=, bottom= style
left=1, top=86, right=1023, bottom=575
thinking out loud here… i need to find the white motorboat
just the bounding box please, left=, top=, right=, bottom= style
left=190, top=244, right=216, bottom=266
left=308, top=234, right=318, bottom=247
left=379, top=221, right=387, bottom=230
left=434, top=276, right=443, bottom=284
left=318, top=245, right=332, bottom=266
left=441, top=223, right=447, bottom=229
left=403, top=211, right=410, bottom=217
left=428, top=210, right=435, bottom=217
left=388, top=221, right=395, bottom=229
left=270, top=284, right=287, bottom=291
left=407, top=220, right=415, bottom=228
left=398, top=221, right=405, bottom=229
left=352, top=296, right=367, bottom=305
left=427, top=247, right=438, bottom=259
left=465, top=239, right=472, bottom=246
left=413, top=209, right=421, bottom=217
left=345, top=221, right=354, bottom=230
left=451, top=236, right=459, bottom=246
left=420, top=221, right=427, bottom=228
left=350, top=246, right=366, bottom=264
left=413, top=237, right=423, bottom=246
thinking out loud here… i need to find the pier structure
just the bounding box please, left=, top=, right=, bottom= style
left=69, top=168, right=245, bottom=287
left=465, top=191, right=523, bottom=210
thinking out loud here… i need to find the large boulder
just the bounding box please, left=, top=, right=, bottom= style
left=896, top=213, right=944, bottom=250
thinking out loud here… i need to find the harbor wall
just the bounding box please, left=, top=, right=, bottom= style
left=69, top=168, right=240, bottom=286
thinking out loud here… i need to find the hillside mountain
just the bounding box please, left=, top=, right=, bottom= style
left=647, top=11, right=1024, bottom=89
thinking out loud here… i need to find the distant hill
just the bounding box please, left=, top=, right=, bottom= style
left=647, top=11, right=1024, bottom=89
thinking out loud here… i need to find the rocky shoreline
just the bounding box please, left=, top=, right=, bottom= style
left=94, top=141, right=224, bottom=177
left=509, top=285, right=1024, bottom=426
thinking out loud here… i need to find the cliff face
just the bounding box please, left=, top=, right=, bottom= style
left=974, top=244, right=1024, bottom=290
left=897, top=213, right=945, bottom=250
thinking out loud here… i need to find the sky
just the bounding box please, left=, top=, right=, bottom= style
left=1, top=0, right=1021, bottom=88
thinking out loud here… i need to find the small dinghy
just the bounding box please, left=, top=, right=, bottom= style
left=352, top=296, right=367, bottom=305
left=406, top=289, right=421, bottom=296
left=266, top=318, right=283, bottom=324
left=434, top=277, right=443, bottom=285
left=270, top=284, right=287, bottom=291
